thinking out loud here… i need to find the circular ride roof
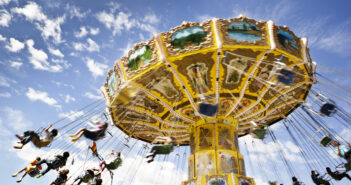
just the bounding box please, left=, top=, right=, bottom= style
left=102, top=16, right=314, bottom=145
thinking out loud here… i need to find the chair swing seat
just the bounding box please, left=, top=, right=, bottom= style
left=344, top=163, right=351, bottom=172
left=252, top=128, right=267, bottom=140
left=28, top=169, right=40, bottom=177
left=320, top=136, right=332, bottom=147
left=320, top=103, right=336, bottom=117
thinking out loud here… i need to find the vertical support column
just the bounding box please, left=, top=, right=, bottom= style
left=183, top=117, right=255, bottom=185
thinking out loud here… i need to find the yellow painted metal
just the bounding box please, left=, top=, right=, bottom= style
left=182, top=118, right=255, bottom=185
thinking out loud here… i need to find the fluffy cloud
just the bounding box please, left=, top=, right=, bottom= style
left=0, top=33, right=5, bottom=41
left=73, top=38, right=100, bottom=52
left=0, top=9, right=11, bottom=27
left=9, top=61, right=23, bottom=69
left=12, top=2, right=65, bottom=44
left=26, top=39, right=63, bottom=72
left=25, top=87, right=61, bottom=109
left=0, top=92, right=10, bottom=98
left=48, top=47, right=64, bottom=58
left=3, top=107, right=32, bottom=131
left=84, top=92, right=103, bottom=100
left=0, top=0, right=11, bottom=6
left=74, top=26, right=88, bottom=38
left=0, top=74, right=16, bottom=87
left=96, top=11, right=134, bottom=35
left=66, top=4, right=90, bottom=19
left=96, top=10, right=159, bottom=37
left=90, top=27, right=99, bottom=35
left=5, top=38, right=25, bottom=52
left=64, top=94, right=76, bottom=103
left=86, top=58, right=107, bottom=78
left=59, top=110, right=84, bottom=121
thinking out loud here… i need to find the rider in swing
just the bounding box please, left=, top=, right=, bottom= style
left=146, top=136, right=176, bottom=163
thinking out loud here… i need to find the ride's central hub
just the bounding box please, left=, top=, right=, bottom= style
left=183, top=118, right=255, bottom=185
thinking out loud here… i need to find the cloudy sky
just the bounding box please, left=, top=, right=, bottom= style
left=1, top=0, right=351, bottom=185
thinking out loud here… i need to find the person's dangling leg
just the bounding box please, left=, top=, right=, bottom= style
left=17, top=171, right=28, bottom=183
left=12, top=168, right=26, bottom=177
left=71, top=129, right=86, bottom=142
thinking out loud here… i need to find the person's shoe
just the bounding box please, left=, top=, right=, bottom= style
left=71, top=137, right=80, bottom=142
left=12, top=173, right=17, bottom=177
left=68, top=134, right=76, bottom=137
left=13, top=145, right=23, bottom=149
left=16, top=179, right=22, bottom=183
left=36, top=174, right=43, bottom=179
left=147, top=158, right=154, bottom=163
left=145, top=153, right=154, bottom=158
left=15, top=134, right=24, bottom=140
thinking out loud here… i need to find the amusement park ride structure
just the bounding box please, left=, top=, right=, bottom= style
left=101, top=16, right=315, bottom=185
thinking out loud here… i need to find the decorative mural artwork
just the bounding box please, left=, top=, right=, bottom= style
left=126, top=112, right=154, bottom=123
left=218, top=99, right=233, bottom=115
left=187, top=63, right=210, bottom=93
left=171, top=26, right=207, bottom=49
left=196, top=153, right=215, bottom=176
left=235, top=100, right=251, bottom=112
left=207, top=177, right=227, bottom=185
left=249, top=64, right=273, bottom=92
left=226, top=58, right=249, bottom=85
left=133, top=95, right=163, bottom=113
left=219, top=152, right=238, bottom=173
left=218, top=127, right=233, bottom=150
left=150, top=76, right=179, bottom=99
left=127, top=45, right=153, bottom=71
left=277, top=69, right=295, bottom=85
left=199, top=127, right=213, bottom=150
left=238, top=178, right=252, bottom=185
left=277, top=30, right=298, bottom=51
left=227, top=21, right=261, bottom=42
left=108, top=72, right=120, bottom=96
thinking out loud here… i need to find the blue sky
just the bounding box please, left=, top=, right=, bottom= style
left=1, top=0, right=351, bottom=185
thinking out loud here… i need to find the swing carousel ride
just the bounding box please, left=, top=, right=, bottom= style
left=100, top=16, right=317, bottom=185
left=14, top=15, right=351, bottom=185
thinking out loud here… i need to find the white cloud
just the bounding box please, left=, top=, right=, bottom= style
left=74, top=26, right=88, bottom=38
left=84, top=92, right=103, bottom=100
left=5, top=38, right=25, bottom=52
left=26, top=39, right=63, bottom=72
left=0, top=74, right=15, bottom=87
left=0, top=0, right=11, bottom=6
left=26, top=87, right=61, bottom=109
left=59, top=110, right=84, bottom=121
left=66, top=4, right=89, bottom=19
left=12, top=2, right=65, bottom=44
left=3, top=107, right=32, bottom=131
left=0, top=118, right=11, bottom=136
left=340, top=128, right=351, bottom=141
left=9, top=61, right=23, bottom=69
left=51, top=81, right=74, bottom=89
left=48, top=47, right=64, bottom=58
left=0, top=34, right=5, bottom=41
left=196, top=14, right=214, bottom=22
left=143, top=13, right=160, bottom=24
left=0, top=92, right=10, bottom=98
left=96, top=11, right=134, bottom=35
left=64, top=94, right=76, bottom=103
left=86, top=58, right=107, bottom=78
left=0, top=9, right=11, bottom=27
left=90, top=27, right=99, bottom=35
left=73, top=38, right=100, bottom=52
